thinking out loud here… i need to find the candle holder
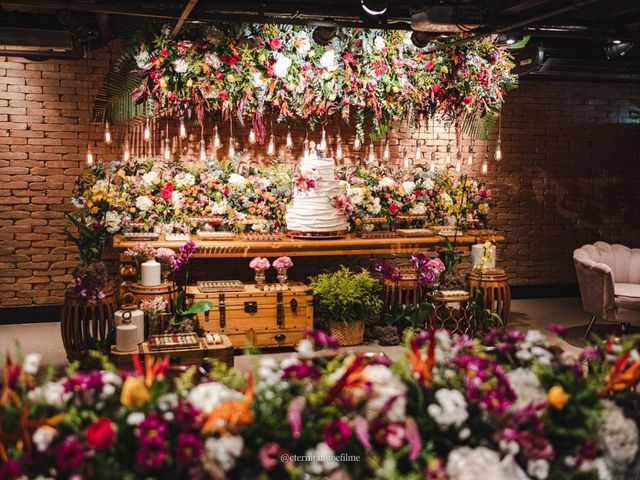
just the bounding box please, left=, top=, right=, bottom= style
left=254, top=268, right=267, bottom=290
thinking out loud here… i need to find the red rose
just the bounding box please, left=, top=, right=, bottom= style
left=228, top=56, right=237, bottom=67
left=86, top=418, right=116, bottom=450
left=414, top=189, right=424, bottom=197
left=219, top=91, right=229, bottom=100
left=425, top=60, right=434, bottom=70
left=432, top=84, right=441, bottom=93
left=270, top=38, right=282, bottom=49
left=214, top=70, right=223, bottom=81
left=160, top=48, right=168, bottom=57
left=223, top=187, right=231, bottom=196
left=160, top=182, right=174, bottom=200
left=389, top=204, right=399, bottom=214
left=343, top=52, right=354, bottom=63
left=463, top=96, right=473, bottom=104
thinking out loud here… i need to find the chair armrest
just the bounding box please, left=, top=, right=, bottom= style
left=573, top=256, right=616, bottom=321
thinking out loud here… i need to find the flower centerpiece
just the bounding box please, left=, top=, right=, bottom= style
left=154, top=247, right=176, bottom=282
left=272, top=256, right=293, bottom=288
left=249, top=257, right=271, bottom=290
left=309, top=266, right=383, bottom=345
left=412, top=252, right=447, bottom=294
left=139, top=296, right=169, bottom=336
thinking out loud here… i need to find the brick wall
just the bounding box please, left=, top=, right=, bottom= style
left=1, top=46, right=639, bottom=309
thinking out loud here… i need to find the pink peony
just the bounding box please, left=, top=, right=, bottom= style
left=273, top=256, right=293, bottom=269
left=249, top=257, right=270, bottom=271
left=270, top=38, right=282, bottom=49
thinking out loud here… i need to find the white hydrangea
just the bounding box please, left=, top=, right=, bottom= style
left=256, top=357, right=282, bottom=391
left=141, top=171, right=158, bottom=186
left=135, top=196, right=154, bottom=212
left=599, top=400, right=639, bottom=471
left=210, top=200, right=229, bottom=216
left=205, top=435, right=244, bottom=471
left=379, top=176, right=396, bottom=189
left=174, top=172, right=196, bottom=188
left=104, top=211, right=122, bottom=234
left=186, top=382, right=243, bottom=413
left=366, top=197, right=381, bottom=215
left=135, top=50, right=151, bottom=68
left=374, top=35, right=386, bottom=51
left=157, top=393, right=178, bottom=411
left=410, top=203, right=427, bottom=216
left=527, top=459, right=549, bottom=480
left=446, top=447, right=530, bottom=480
left=28, top=381, right=70, bottom=408
left=32, top=426, right=57, bottom=452
left=361, top=364, right=407, bottom=422
left=172, top=58, right=188, bottom=73
left=319, top=48, right=337, bottom=71
left=347, top=186, right=364, bottom=206
left=23, top=353, right=42, bottom=375
left=506, top=368, right=546, bottom=411
left=171, top=191, right=184, bottom=208
left=304, top=442, right=339, bottom=476
left=427, top=388, right=468, bottom=429
left=273, top=53, right=292, bottom=78
left=421, top=178, right=435, bottom=190
left=401, top=181, right=416, bottom=195
left=204, top=52, right=221, bottom=69
left=228, top=173, right=246, bottom=186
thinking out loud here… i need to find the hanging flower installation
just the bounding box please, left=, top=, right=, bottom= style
left=133, top=24, right=516, bottom=137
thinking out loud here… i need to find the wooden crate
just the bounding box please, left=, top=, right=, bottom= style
left=188, top=282, right=313, bottom=349
left=110, top=335, right=233, bottom=369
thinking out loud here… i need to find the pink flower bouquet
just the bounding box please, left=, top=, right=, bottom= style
left=249, top=257, right=271, bottom=271
left=273, top=256, right=293, bottom=269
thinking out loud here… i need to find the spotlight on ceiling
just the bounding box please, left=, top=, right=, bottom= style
left=604, top=40, right=636, bottom=59
left=411, top=31, right=438, bottom=48
left=504, top=33, right=523, bottom=46
left=312, top=26, right=337, bottom=46
left=361, top=0, right=388, bottom=17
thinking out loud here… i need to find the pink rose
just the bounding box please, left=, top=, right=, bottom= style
left=270, top=38, right=282, bottom=49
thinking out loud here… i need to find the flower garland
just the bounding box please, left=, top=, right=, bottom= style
left=133, top=24, right=516, bottom=137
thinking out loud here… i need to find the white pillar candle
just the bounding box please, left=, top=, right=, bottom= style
left=471, top=243, right=496, bottom=270
left=116, top=324, right=139, bottom=352
left=141, top=259, right=161, bottom=287
left=114, top=309, right=145, bottom=344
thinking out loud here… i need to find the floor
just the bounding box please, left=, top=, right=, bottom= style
left=0, top=297, right=597, bottom=371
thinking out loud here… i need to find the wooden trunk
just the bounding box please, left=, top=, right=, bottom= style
left=60, top=285, right=118, bottom=363
left=188, top=282, right=313, bottom=349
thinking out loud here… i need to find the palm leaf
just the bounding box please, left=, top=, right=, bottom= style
left=461, top=111, right=499, bottom=141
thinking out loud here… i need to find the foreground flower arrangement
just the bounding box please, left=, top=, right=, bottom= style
left=2, top=329, right=640, bottom=479
left=72, top=157, right=491, bottom=234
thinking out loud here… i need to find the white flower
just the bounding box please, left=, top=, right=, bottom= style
left=174, top=172, right=195, bottom=188
left=295, top=32, right=311, bottom=54
left=187, top=382, right=243, bottom=413
left=296, top=339, right=315, bottom=358
left=210, top=200, right=229, bottom=215
left=33, top=427, right=57, bottom=452
left=141, top=171, right=158, bottom=186
left=374, top=35, right=386, bottom=51
left=104, top=211, right=122, bottom=234
left=459, top=427, right=471, bottom=440
left=256, top=357, right=282, bottom=391
left=252, top=71, right=265, bottom=88
left=506, top=368, right=546, bottom=410
left=23, top=353, right=41, bottom=375
left=401, top=181, right=415, bottom=195
left=319, top=48, right=337, bottom=71
left=347, top=187, right=364, bottom=206
left=158, top=393, right=179, bottom=411
left=525, top=330, right=544, bottom=344
left=127, top=412, right=145, bottom=426
left=440, top=192, right=453, bottom=205
left=427, top=388, right=468, bottom=429
left=379, top=176, right=396, bottom=188
left=361, top=364, right=407, bottom=422
left=273, top=53, right=292, bottom=78
left=228, top=173, right=246, bottom=185
left=135, top=50, right=151, bottom=68
left=171, top=191, right=183, bottom=208
left=410, top=203, right=427, bottom=216
left=205, top=435, right=244, bottom=471
left=101, top=370, right=122, bottom=387
left=136, top=196, right=154, bottom=212
left=204, top=52, right=221, bottom=68
left=422, top=178, right=435, bottom=190
left=366, top=197, right=381, bottom=215
left=251, top=222, right=267, bottom=232
left=599, top=400, right=639, bottom=470
left=101, top=384, right=116, bottom=399
left=28, top=381, right=69, bottom=408
left=527, top=459, right=549, bottom=480
left=446, top=447, right=530, bottom=480
left=304, top=442, right=338, bottom=475
left=173, top=58, right=188, bottom=73
left=579, top=458, right=611, bottom=480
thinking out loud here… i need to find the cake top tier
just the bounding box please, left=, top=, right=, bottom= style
left=300, top=151, right=336, bottom=172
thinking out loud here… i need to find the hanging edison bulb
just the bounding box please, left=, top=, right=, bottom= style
left=319, top=127, right=327, bottom=151
left=445, top=143, right=452, bottom=164
left=228, top=137, right=235, bottom=158
left=123, top=140, right=131, bottom=161
left=303, top=135, right=309, bottom=159
left=103, top=121, right=112, bottom=145
left=430, top=149, right=437, bottom=171
left=455, top=151, right=462, bottom=172
left=179, top=117, right=187, bottom=139
left=199, top=139, right=207, bottom=162
left=286, top=127, right=293, bottom=148
left=267, top=134, right=276, bottom=156
left=353, top=134, right=361, bottom=151
left=248, top=128, right=256, bottom=144
left=368, top=142, right=375, bottom=165
left=163, top=137, right=171, bottom=161
left=467, top=144, right=474, bottom=165
left=414, top=139, right=422, bottom=162
left=86, top=145, right=93, bottom=165
left=143, top=118, right=151, bottom=142
left=383, top=139, right=390, bottom=161
left=335, top=135, right=343, bottom=161
left=495, top=138, right=502, bottom=161
left=213, top=126, right=221, bottom=149
left=403, top=149, right=410, bottom=170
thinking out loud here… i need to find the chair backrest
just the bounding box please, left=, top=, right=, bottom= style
left=574, top=241, right=640, bottom=284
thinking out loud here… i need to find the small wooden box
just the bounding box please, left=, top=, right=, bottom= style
left=188, top=282, right=313, bottom=349
left=110, top=335, right=233, bottom=369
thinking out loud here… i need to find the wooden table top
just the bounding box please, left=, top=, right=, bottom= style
left=112, top=232, right=503, bottom=258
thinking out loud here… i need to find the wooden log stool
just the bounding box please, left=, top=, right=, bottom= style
left=466, top=269, right=511, bottom=325
left=382, top=270, right=425, bottom=309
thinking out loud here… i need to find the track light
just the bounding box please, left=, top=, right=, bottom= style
left=604, top=41, right=635, bottom=59
left=411, top=31, right=437, bottom=48
left=503, top=33, right=523, bottom=46
left=312, top=26, right=336, bottom=46
left=361, top=0, right=387, bottom=17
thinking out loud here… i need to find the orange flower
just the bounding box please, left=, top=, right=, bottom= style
left=201, top=373, right=254, bottom=435
left=547, top=385, right=569, bottom=410
left=601, top=351, right=640, bottom=394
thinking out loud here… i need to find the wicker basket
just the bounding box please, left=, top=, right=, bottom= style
left=327, top=319, right=365, bottom=346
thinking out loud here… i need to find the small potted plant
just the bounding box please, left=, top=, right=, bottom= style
left=309, top=266, right=382, bottom=346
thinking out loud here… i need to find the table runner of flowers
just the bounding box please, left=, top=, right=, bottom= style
left=1, top=328, right=638, bottom=479
left=132, top=24, right=516, bottom=137
left=72, top=157, right=490, bottom=235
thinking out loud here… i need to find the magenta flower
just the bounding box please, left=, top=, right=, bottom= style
left=63, top=371, right=103, bottom=393
left=0, top=459, right=21, bottom=480
left=287, top=396, right=306, bottom=439
left=175, top=433, right=203, bottom=466
left=323, top=419, right=351, bottom=452
left=170, top=240, right=197, bottom=273
left=378, top=422, right=405, bottom=449
left=549, top=324, right=569, bottom=336
left=54, top=435, right=85, bottom=472
left=174, top=400, right=201, bottom=432
left=136, top=413, right=168, bottom=470
left=259, top=443, right=285, bottom=470
left=303, top=328, right=339, bottom=350
left=282, top=362, right=321, bottom=381
left=405, top=417, right=422, bottom=461
left=374, top=262, right=403, bottom=282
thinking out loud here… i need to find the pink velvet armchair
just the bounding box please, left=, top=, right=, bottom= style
left=574, top=241, right=640, bottom=336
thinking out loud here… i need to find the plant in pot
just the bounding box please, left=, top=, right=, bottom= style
left=309, top=266, right=382, bottom=346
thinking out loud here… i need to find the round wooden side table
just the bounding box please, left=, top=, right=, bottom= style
left=128, top=281, right=179, bottom=314
left=425, top=291, right=474, bottom=335
left=383, top=273, right=425, bottom=309
left=466, top=269, right=511, bottom=326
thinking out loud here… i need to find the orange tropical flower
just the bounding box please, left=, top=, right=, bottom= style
left=201, top=373, right=254, bottom=435
left=601, top=351, right=640, bottom=394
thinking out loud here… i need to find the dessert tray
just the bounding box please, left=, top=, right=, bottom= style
left=123, top=232, right=159, bottom=241
left=197, top=280, right=245, bottom=293
left=196, top=231, right=235, bottom=240
left=148, top=333, right=199, bottom=350
left=288, top=230, right=348, bottom=240
left=396, top=228, right=435, bottom=237
left=359, top=231, right=398, bottom=239
left=164, top=233, right=191, bottom=242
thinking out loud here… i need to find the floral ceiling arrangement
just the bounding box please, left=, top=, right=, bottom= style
left=133, top=23, right=516, bottom=137
left=72, top=157, right=491, bottom=235
left=2, top=328, right=640, bottom=479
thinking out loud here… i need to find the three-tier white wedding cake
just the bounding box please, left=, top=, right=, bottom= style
left=285, top=149, right=348, bottom=235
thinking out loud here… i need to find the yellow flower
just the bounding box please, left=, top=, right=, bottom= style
left=160, top=78, right=168, bottom=90
left=121, top=376, right=150, bottom=408
left=441, top=65, right=449, bottom=74
left=398, top=188, right=406, bottom=197
left=226, top=74, right=235, bottom=82
left=186, top=79, right=193, bottom=88
left=547, top=385, right=569, bottom=410
left=117, top=169, right=126, bottom=178
left=258, top=54, right=266, bottom=63
left=90, top=206, right=99, bottom=215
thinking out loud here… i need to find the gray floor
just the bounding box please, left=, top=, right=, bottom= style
left=0, top=297, right=594, bottom=370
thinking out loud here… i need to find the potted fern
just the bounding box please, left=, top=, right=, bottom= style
left=309, top=266, right=383, bottom=346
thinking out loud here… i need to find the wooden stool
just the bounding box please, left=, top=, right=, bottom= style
left=426, top=291, right=474, bottom=335
left=60, top=284, right=118, bottom=363
left=128, top=281, right=179, bottom=314
left=466, top=269, right=511, bottom=325
left=383, top=273, right=425, bottom=309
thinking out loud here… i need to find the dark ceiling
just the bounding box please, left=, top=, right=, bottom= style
left=0, top=0, right=639, bottom=81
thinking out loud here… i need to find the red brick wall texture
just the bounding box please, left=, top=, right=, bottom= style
left=1, top=45, right=639, bottom=308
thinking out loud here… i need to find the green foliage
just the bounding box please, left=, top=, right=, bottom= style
left=309, top=266, right=383, bottom=323
left=382, top=302, right=433, bottom=332
left=63, top=212, right=107, bottom=265
left=468, top=292, right=504, bottom=334
left=438, top=239, right=463, bottom=272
